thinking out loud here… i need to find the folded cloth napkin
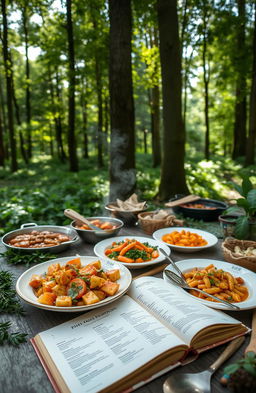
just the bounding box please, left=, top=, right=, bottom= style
left=142, top=210, right=184, bottom=226
left=109, top=193, right=147, bottom=212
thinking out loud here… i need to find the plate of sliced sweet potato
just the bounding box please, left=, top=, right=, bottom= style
left=16, top=256, right=132, bottom=312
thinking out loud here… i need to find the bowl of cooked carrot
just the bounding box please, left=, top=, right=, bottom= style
left=153, top=227, right=218, bottom=252
left=94, top=236, right=171, bottom=269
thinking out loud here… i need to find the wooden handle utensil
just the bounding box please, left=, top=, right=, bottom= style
left=134, top=264, right=168, bottom=280
left=165, top=194, right=200, bottom=208
left=64, top=209, right=105, bottom=232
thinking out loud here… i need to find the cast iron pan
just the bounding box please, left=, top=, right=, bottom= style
left=171, top=196, right=228, bottom=222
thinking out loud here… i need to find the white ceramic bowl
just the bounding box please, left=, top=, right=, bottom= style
left=152, top=227, right=218, bottom=253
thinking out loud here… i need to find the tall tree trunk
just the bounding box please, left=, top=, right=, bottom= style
left=80, top=79, right=89, bottom=159
left=49, top=122, right=54, bottom=157
left=0, top=98, right=5, bottom=166
left=151, top=85, right=161, bottom=167
left=10, top=56, right=28, bottom=164
left=149, top=27, right=161, bottom=167
left=109, top=0, right=136, bottom=201
left=232, top=0, right=247, bottom=159
left=95, top=58, right=104, bottom=167
left=202, top=3, right=210, bottom=160
left=1, top=0, right=18, bottom=172
left=66, top=0, right=78, bottom=171
left=157, top=0, right=188, bottom=201
left=91, top=15, right=104, bottom=167
left=54, top=70, right=66, bottom=162
left=103, top=95, right=109, bottom=153
left=181, top=0, right=188, bottom=123
left=0, top=75, right=8, bottom=160
left=245, top=1, right=256, bottom=166
left=22, top=6, right=32, bottom=159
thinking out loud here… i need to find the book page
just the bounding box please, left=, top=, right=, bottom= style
left=38, top=295, right=186, bottom=393
left=129, top=277, right=242, bottom=345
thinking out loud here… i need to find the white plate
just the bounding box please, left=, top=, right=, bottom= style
left=153, top=227, right=218, bottom=252
left=16, top=256, right=132, bottom=312
left=93, top=236, right=171, bottom=269
left=163, top=258, right=256, bottom=310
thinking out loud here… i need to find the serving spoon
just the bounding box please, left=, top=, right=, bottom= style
left=159, top=248, right=186, bottom=281
left=163, top=336, right=245, bottom=393
left=164, top=270, right=240, bottom=310
left=64, top=209, right=106, bottom=232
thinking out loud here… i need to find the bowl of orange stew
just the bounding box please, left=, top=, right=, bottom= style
left=171, top=197, right=228, bottom=221
left=71, top=216, right=124, bottom=244
left=153, top=227, right=218, bottom=253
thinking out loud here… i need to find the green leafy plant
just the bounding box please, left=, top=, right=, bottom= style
left=226, top=176, right=256, bottom=239
left=0, top=322, right=27, bottom=346
left=224, top=352, right=256, bottom=378
left=0, top=250, right=57, bottom=267
left=0, top=270, right=24, bottom=314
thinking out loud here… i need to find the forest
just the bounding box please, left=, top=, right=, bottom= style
left=0, top=0, right=256, bottom=234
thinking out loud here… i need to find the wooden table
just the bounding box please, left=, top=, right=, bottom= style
left=0, top=225, right=253, bottom=393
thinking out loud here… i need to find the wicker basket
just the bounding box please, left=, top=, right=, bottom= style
left=222, top=237, right=256, bottom=272
left=138, top=211, right=184, bottom=235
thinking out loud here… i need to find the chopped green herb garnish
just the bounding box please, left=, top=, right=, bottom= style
left=125, top=249, right=148, bottom=260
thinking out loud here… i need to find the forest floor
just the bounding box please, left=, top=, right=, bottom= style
left=0, top=153, right=254, bottom=237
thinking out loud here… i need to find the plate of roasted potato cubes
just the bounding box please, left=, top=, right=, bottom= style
left=163, top=258, right=256, bottom=310
left=16, top=256, right=132, bottom=312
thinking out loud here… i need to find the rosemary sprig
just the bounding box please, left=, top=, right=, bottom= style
left=0, top=249, right=57, bottom=267
left=0, top=271, right=24, bottom=315
left=0, top=322, right=27, bottom=346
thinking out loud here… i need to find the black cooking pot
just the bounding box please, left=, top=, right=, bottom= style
left=171, top=196, right=228, bottom=222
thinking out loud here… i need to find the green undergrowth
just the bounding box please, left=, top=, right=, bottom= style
left=0, top=153, right=251, bottom=236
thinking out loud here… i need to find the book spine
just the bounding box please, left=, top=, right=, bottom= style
left=30, top=338, right=62, bottom=393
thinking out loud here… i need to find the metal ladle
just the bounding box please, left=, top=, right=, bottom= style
left=163, top=336, right=245, bottom=393
left=64, top=208, right=106, bottom=232
left=164, top=270, right=240, bottom=310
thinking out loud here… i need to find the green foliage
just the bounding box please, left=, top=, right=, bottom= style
left=0, top=158, right=108, bottom=235
left=0, top=270, right=24, bottom=315
left=0, top=321, right=27, bottom=346
left=224, top=352, right=256, bottom=378
left=0, top=250, right=57, bottom=266
left=226, top=175, right=256, bottom=239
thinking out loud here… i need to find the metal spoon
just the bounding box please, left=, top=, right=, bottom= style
left=165, top=270, right=240, bottom=310
left=159, top=247, right=186, bottom=282
left=163, top=336, right=245, bottom=393
left=64, top=208, right=106, bottom=232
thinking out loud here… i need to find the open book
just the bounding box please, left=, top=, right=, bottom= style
left=31, top=277, right=249, bottom=393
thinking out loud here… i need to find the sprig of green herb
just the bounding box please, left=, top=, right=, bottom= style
left=0, top=250, right=57, bottom=267
left=0, top=322, right=27, bottom=346
left=0, top=271, right=24, bottom=315
left=224, top=352, right=256, bottom=378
